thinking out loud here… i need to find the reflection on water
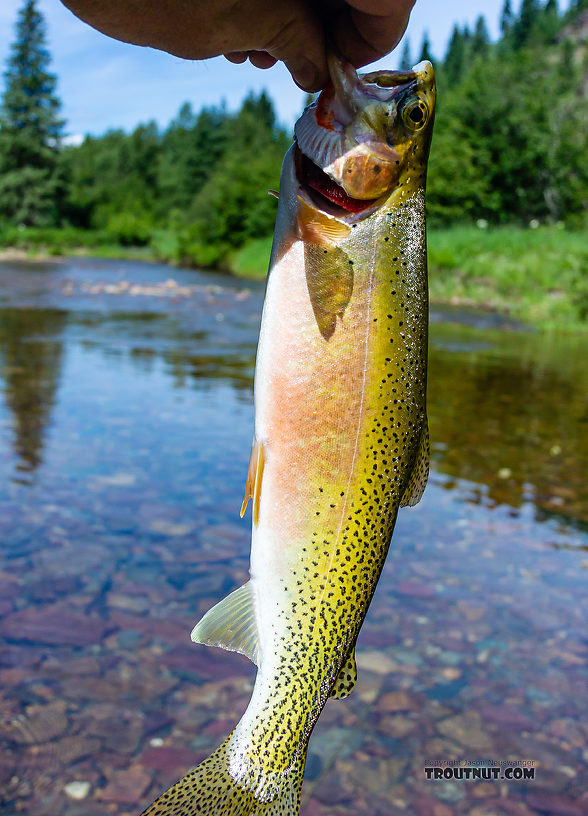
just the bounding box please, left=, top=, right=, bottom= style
left=429, top=324, right=588, bottom=529
left=0, top=309, right=66, bottom=476
left=0, top=258, right=586, bottom=816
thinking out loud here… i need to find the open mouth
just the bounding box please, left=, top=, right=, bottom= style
left=294, top=144, right=378, bottom=215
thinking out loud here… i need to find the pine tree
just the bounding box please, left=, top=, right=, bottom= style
left=513, top=0, right=541, bottom=48
left=500, top=0, right=515, bottom=37
left=399, top=39, right=412, bottom=71
left=419, top=32, right=434, bottom=63
left=444, top=25, right=465, bottom=83
left=0, top=0, right=64, bottom=226
left=537, top=0, right=560, bottom=42
left=471, top=15, right=490, bottom=57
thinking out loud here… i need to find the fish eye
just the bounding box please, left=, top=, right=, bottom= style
left=402, top=99, right=428, bottom=131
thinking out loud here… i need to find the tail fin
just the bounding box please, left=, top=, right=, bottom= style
left=140, top=738, right=305, bottom=816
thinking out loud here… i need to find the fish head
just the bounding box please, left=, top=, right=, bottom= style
left=293, top=55, right=436, bottom=224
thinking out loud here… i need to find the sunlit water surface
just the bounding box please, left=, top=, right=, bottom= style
left=0, top=258, right=586, bottom=816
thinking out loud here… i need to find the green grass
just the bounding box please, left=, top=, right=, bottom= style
left=229, top=225, right=587, bottom=331
left=427, top=225, right=587, bottom=330
left=227, top=236, right=273, bottom=279
left=0, top=225, right=153, bottom=261
left=1, top=224, right=586, bottom=331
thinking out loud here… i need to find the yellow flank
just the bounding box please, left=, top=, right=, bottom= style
left=140, top=57, right=435, bottom=816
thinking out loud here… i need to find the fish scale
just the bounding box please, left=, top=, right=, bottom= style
left=141, top=56, right=435, bottom=816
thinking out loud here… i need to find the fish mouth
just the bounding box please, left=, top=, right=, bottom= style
left=294, top=143, right=379, bottom=216
left=293, top=54, right=410, bottom=221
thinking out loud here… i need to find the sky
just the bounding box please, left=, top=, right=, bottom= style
left=0, top=1, right=573, bottom=140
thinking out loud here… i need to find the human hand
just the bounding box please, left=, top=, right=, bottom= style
left=60, top=0, right=416, bottom=91
left=225, top=0, right=417, bottom=89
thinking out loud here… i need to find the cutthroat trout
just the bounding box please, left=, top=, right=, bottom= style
left=142, top=55, right=435, bottom=816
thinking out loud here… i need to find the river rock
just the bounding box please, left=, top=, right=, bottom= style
left=99, top=767, right=151, bottom=803
left=498, top=800, right=541, bottom=816
left=356, top=650, right=399, bottom=674
left=437, top=711, right=493, bottom=751
left=472, top=782, right=499, bottom=798
left=412, top=795, right=451, bottom=816
left=478, top=704, right=534, bottom=730
left=525, top=793, right=585, bottom=816
left=64, top=780, right=91, bottom=800
left=0, top=605, right=109, bottom=646
left=375, top=690, right=421, bottom=713
left=140, top=745, right=201, bottom=775
left=302, top=799, right=323, bottom=816
left=37, top=735, right=101, bottom=764
left=396, top=580, right=436, bottom=598
left=377, top=714, right=417, bottom=737
left=2, top=701, right=69, bottom=744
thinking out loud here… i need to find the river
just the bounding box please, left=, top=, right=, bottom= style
left=0, top=257, right=586, bottom=816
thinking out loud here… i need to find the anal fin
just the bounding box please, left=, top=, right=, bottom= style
left=330, top=648, right=357, bottom=699
left=240, top=438, right=265, bottom=525
left=401, top=423, right=430, bottom=508
left=191, top=581, right=260, bottom=666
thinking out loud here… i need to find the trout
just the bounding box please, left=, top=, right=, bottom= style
left=142, top=54, right=435, bottom=816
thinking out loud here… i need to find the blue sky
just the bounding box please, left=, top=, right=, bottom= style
left=0, top=1, right=572, bottom=140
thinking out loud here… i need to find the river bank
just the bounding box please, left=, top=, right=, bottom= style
left=1, top=224, right=586, bottom=331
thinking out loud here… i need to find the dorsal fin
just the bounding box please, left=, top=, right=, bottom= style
left=191, top=582, right=260, bottom=666
left=401, top=424, right=430, bottom=507
left=240, top=438, right=265, bottom=525
left=330, top=647, right=357, bottom=699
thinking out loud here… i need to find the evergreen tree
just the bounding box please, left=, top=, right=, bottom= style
left=500, top=0, right=515, bottom=37
left=157, top=103, right=229, bottom=217
left=513, top=0, right=541, bottom=48
left=444, top=25, right=466, bottom=83
left=418, top=32, right=434, bottom=63
left=471, top=15, right=490, bottom=57
left=537, top=0, right=561, bottom=42
left=399, top=39, right=412, bottom=71
left=0, top=0, right=64, bottom=225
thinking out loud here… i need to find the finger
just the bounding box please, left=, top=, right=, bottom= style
left=332, top=0, right=415, bottom=67
left=247, top=51, right=278, bottom=70
left=225, top=51, right=249, bottom=64
left=252, top=4, right=328, bottom=90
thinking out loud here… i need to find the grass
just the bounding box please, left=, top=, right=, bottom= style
left=0, top=225, right=154, bottom=261
left=227, top=236, right=274, bottom=279
left=427, top=225, right=587, bottom=330
left=1, top=224, right=586, bottom=331
left=228, top=225, right=587, bottom=331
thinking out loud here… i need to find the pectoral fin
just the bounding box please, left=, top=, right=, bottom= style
left=400, top=423, right=430, bottom=507
left=297, top=196, right=351, bottom=246
left=330, top=648, right=357, bottom=699
left=191, top=581, right=260, bottom=666
left=240, top=438, right=265, bottom=525
left=305, top=243, right=354, bottom=340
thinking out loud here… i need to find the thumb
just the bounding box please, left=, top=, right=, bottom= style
left=232, top=1, right=328, bottom=90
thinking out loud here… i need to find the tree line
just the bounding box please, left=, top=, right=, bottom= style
left=0, top=0, right=586, bottom=265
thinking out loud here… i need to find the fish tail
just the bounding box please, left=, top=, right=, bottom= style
left=140, top=737, right=305, bottom=816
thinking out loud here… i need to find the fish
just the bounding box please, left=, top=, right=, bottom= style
left=141, top=53, right=435, bottom=816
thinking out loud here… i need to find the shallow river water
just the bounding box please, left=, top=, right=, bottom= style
left=0, top=258, right=586, bottom=816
